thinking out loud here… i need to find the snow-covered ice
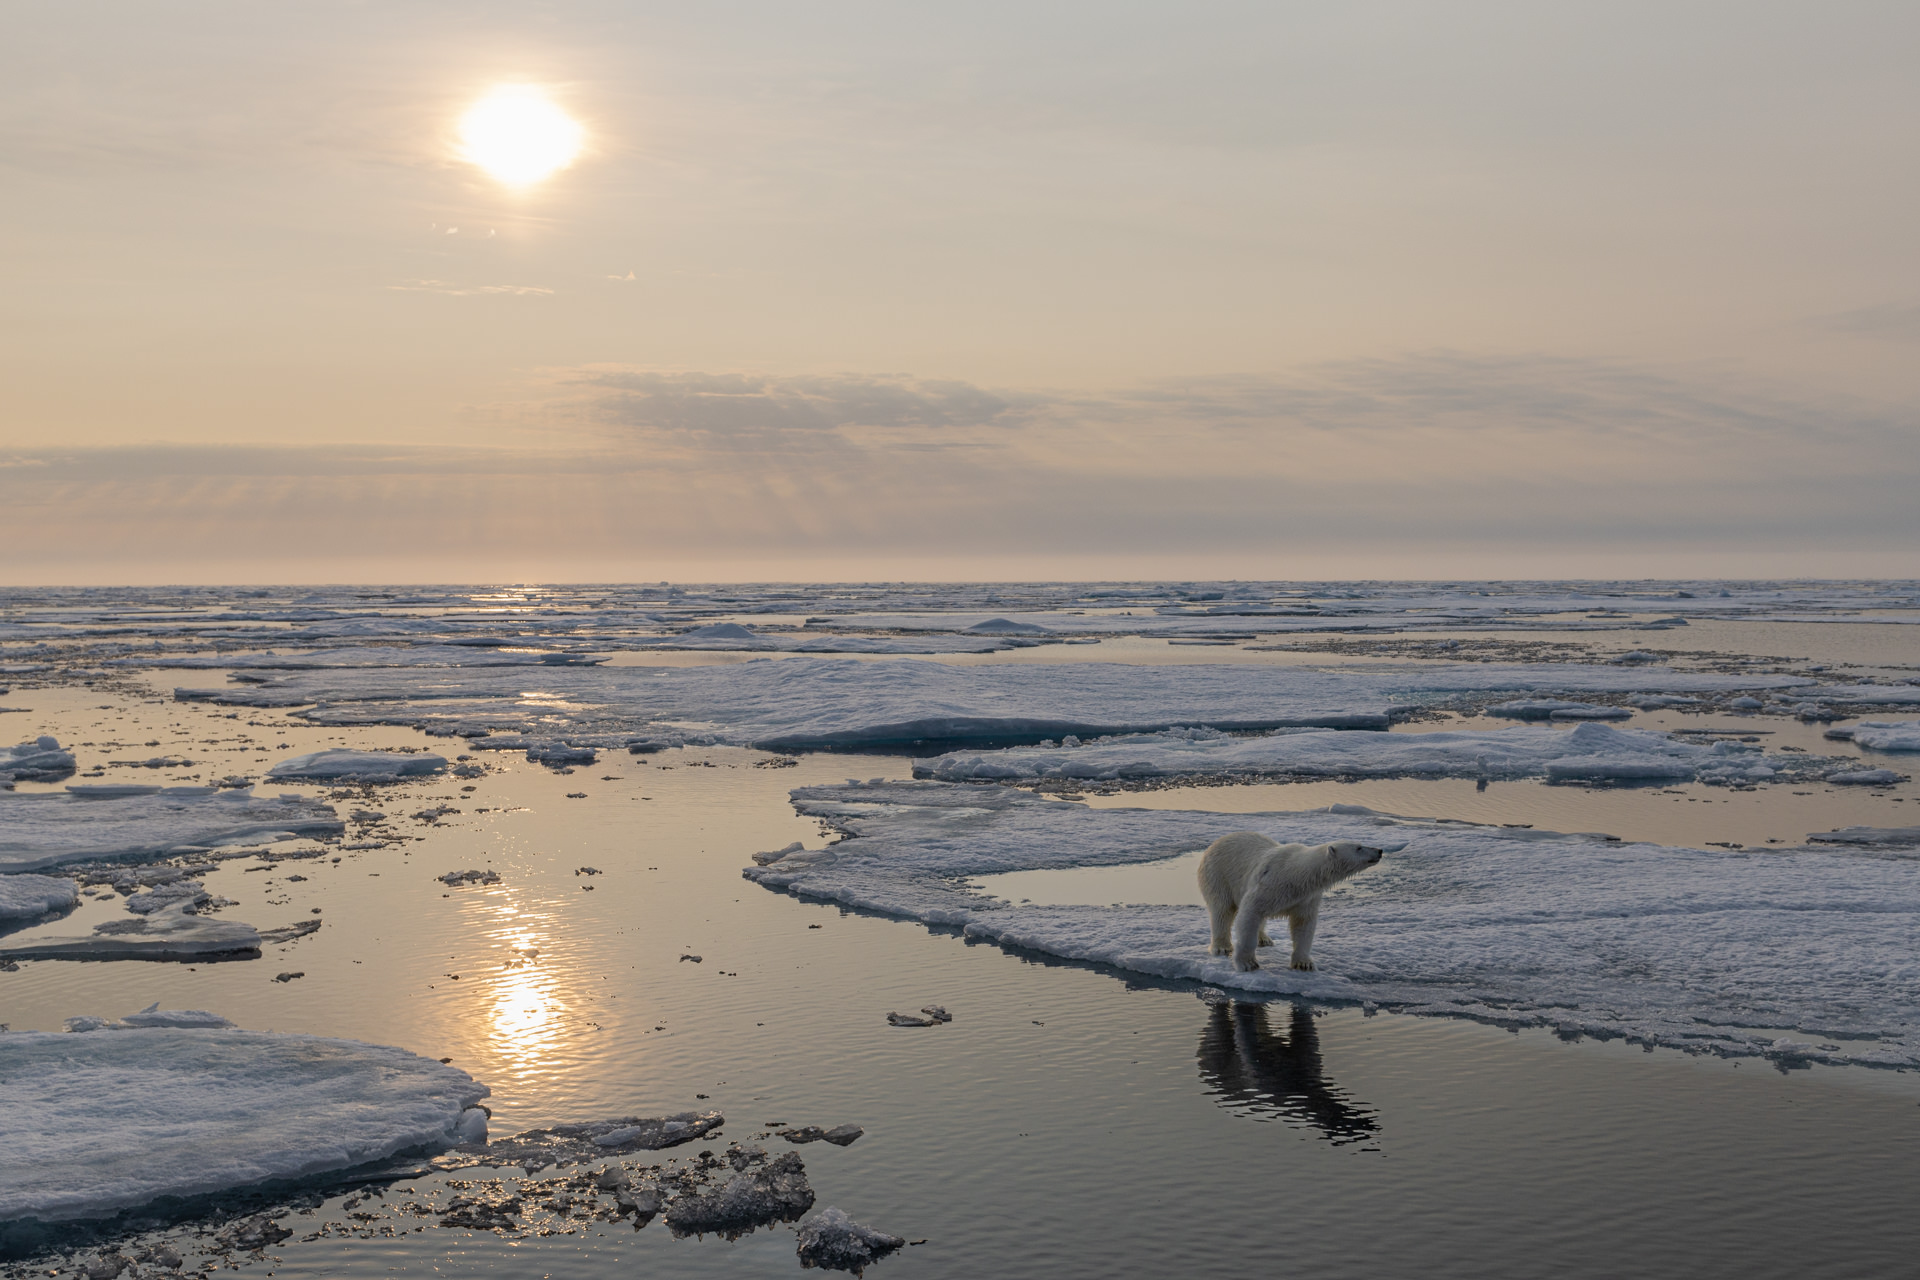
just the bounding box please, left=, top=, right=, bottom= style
left=1486, top=699, right=1633, bottom=720
left=173, top=657, right=1811, bottom=754
left=0, top=786, right=342, bottom=874
left=0, top=902, right=270, bottom=963
left=0, top=1026, right=488, bottom=1222
left=266, top=749, right=448, bottom=782
left=1826, top=768, right=1907, bottom=786
left=0, top=873, right=79, bottom=921
left=1, top=736, right=76, bottom=786
left=1827, top=721, right=1920, bottom=751
left=913, top=721, right=1822, bottom=786
left=746, top=781, right=1920, bottom=1068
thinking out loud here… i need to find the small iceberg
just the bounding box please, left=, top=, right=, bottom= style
left=267, top=750, right=447, bottom=782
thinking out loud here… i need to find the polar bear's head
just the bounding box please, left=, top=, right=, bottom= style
left=1323, top=841, right=1385, bottom=878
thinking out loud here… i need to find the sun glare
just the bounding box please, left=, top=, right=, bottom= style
left=459, top=86, right=583, bottom=186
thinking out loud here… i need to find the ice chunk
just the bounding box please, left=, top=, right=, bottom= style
left=0, top=736, right=76, bottom=786
left=1, top=903, right=266, bottom=963
left=1487, top=699, right=1631, bottom=720
left=0, top=1027, right=487, bottom=1222
left=526, top=743, right=597, bottom=765
left=64, top=1003, right=238, bottom=1031
left=744, top=780, right=1920, bottom=1069
left=0, top=787, right=341, bottom=874
left=1826, top=768, right=1906, bottom=785
left=0, top=873, right=79, bottom=920
left=664, top=1151, right=815, bottom=1239
left=267, top=749, right=447, bottom=782
left=964, top=617, right=1052, bottom=634
left=1807, top=826, right=1920, bottom=847
left=915, top=722, right=1825, bottom=786
left=1845, top=722, right=1920, bottom=752
left=795, top=1206, right=906, bottom=1275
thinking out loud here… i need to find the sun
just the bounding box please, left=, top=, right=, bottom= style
left=458, top=86, right=584, bottom=186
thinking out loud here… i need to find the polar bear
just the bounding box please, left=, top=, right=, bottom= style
left=1197, top=833, right=1383, bottom=972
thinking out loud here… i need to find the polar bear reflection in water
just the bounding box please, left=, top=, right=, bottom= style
left=1197, top=1000, right=1380, bottom=1148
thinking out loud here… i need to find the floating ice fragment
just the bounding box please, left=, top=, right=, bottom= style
left=665, top=1150, right=815, bottom=1239
left=1845, top=722, right=1920, bottom=752
left=1487, top=699, right=1631, bottom=720
left=796, top=1206, right=906, bottom=1275
left=0, top=736, right=76, bottom=785
left=1826, top=768, right=1906, bottom=785
left=267, top=749, right=447, bottom=782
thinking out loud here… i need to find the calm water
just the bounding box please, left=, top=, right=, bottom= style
left=4, top=615, right=1920, bottom=1278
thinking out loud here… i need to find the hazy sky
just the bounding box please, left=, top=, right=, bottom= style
left=4, top=2, right=1917, bottom=582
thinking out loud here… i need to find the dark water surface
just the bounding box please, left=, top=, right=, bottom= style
left=3, top=636, right=1920, bottom=1278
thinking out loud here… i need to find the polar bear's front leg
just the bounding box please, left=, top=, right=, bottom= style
left=1287, top=896, right=1321, bottom=971
left=1231, top=907, right=1267, bottom=971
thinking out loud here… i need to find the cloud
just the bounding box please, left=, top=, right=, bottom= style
left=386, top=280, right=553, bottom=297
left=1809, top=303, right=1920, bottom=338
left=577, top=370, right=1024, bottom=440
left=4, top=354, right=1915, bottom=582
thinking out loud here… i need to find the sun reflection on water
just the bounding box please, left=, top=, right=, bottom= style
left=481, top=912, right=571, bottom=1089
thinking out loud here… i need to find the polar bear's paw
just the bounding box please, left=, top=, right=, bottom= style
left=1288, top=956, right=1315, bottom=971
left=1231, top=954, right=1260, bottom=972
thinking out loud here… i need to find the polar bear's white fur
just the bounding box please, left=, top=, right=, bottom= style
left=1197, top=833, right=1383, bottom=972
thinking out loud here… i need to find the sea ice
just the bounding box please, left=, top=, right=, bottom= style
left=1827, top=721, right=1920, bottom=751
left=1487, top=699, right=1633, bottom=720
left=745, top=781, right=1920, bottom=1068
left=914, top=722, right=1817, bottom=786
left=0, top=902, right=268, bottom=963
left=1826, top=768, right=1906, bottom=785
left=663, top=1150, right=815, bottom=1239
left=1807, top=826, right=1920, bottom=847
left=1, top=736, right=76, bottom=786
left=795, top=1206, right=906, bottom=1275
left=173, top=657, right=1808, bottom=753
left=0, top=873, right=79, bottom=921
left=0, top=1027, right=488, bottom=1222
left=0, top=786, right=341, bottom=874
left=266, top=749, right=448, bottom=782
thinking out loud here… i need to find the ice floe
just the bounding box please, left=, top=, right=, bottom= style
left=1486, top=699, right=1632, bottom=720
left=1, top=736, right=76, bottom=786
left=1825, top=721, right=1920, bottom=751
left=266, top=749, right=448, bottom=782
left=173, top=657, right=1809, bottom=754
left=1806, top=826, right=1920, bottom=848
left=0, top=1026, right=488, bottom=1222
left=0, top=786, right=341, bottom=874
left=746, top=781, right=1920, bottom=1068
left=0, top=874, right=79, bottom=921
left=0, top=902, right=277, bottom=963
left=1826, top=768, right=1907, bottom=786
left=913, top=722, right=1826, bottom=786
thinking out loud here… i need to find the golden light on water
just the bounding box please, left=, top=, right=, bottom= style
left=459, top=86, right=583, bottom=186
